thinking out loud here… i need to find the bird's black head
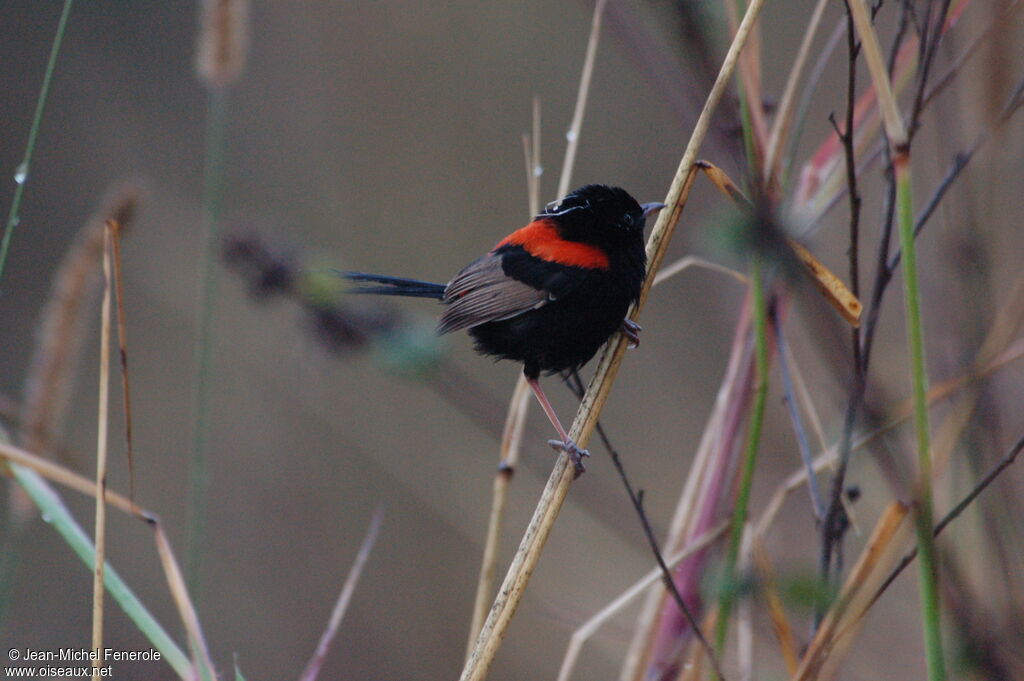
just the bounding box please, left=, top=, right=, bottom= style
left=540, top=184, right=663, bottom=249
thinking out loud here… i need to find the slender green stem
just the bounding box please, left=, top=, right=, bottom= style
left=186, top=88, right=229, bottom=601
left=0, top=0, right=74, bottom=288
left=714, top=255, right=769, bottom=670
left=894, top=159, right=946, bottom=681
left=7, top=461, right=191, bottom=679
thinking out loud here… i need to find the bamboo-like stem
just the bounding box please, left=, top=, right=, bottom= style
left=467, top=8, right=595, bottom=660
left=0, top=0, right=74, bottom=286
left=713, top=256, right=769, bottom=669
left=91, top=225, right=113, bottom=669
left=459, top=0, right=768, bottom=675
left=846, top=0, right=944, bottom=677
left=464, top=375, right=530, bottom=660
left=467, top=96, right=544, bottom=655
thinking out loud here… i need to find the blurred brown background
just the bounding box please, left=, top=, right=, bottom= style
left=1, top=1, right=1021, bottom=680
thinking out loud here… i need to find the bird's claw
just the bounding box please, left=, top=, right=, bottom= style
left=621, top=319, right=642, bottom=349
left=548, top=439, right=590, bottom=478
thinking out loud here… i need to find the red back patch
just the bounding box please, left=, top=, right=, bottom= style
left=495, top=219, right=610, bottom=270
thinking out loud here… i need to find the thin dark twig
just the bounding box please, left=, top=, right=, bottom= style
left=819, top=0, right=911, bottom=606
left=564, top=370, right=728, bottom=681
left=840, top=1, right=864, bottom=382
left=909, top=0, right=955, bottom=139
left=871, top=433, right=1024, bottom=604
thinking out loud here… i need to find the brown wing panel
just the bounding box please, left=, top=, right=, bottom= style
left=437, top=254, right=547, bottom=334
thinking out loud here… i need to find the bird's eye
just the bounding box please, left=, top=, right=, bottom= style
left=623, top=213, right=635, bottom=227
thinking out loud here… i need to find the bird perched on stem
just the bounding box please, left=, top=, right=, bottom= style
left=342, top=184, right=664, bottom=474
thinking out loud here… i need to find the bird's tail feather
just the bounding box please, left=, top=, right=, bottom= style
left=338, top=271, right=446, bottom=300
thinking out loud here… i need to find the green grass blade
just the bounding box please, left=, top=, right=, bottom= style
left=0, top=0, right=74, bottom=287
left=895, top=162, right=946, bottom=681
left=714, top=255, right=770, bottom=670
left=9, top=462, right=193, bottom=679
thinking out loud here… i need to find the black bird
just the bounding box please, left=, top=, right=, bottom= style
left=343, top=184, right=664, bottom=472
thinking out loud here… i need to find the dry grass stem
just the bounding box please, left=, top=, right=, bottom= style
left=793, top=503, right=913, bottom=681
left=786, top=240, right=862, bottom=327
left=0, top=441, right=141, bottom=517
left=464, top=374, right=531, bottom=660
left=90, top=224, right=114, bottom=669
left=653, top=255, right=748, bottom=287
left=752, top=539, right=799, bottom=675
left=724, top=0, right=769, bottom=156
left=299, top=506, right=384, bottom=681
left=19, top=186, right=139, bottom=459
left=153, top=523, right=216, bottom=677
left=847, top=0, right=907, bottom=145
left=106, top=217, right=137, bottom=501
left=467, top=90, right=547, bottom=657
left=696, top=159, right=862, bottom=326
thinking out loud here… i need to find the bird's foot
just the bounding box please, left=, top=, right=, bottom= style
left=621, top=319, right=642, bottom=349
left=548, top=439, right=590, bottom=478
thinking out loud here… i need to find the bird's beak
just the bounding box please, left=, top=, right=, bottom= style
left=641, top=202, right=667, bottom=217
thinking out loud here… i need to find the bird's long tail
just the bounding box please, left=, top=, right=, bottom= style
left=338, top=271, right=447, bottom=300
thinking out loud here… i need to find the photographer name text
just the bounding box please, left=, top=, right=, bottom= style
left=8, top=649, right=160, bottom=663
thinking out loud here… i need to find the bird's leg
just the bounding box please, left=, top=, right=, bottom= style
left=621, top=319, right=642, bottom=349
left=525, top=374, right=589, bottom=477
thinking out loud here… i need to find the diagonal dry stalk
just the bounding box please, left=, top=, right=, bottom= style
left=466, top=3, right=604, bottom=651
left=153, top=523, right=217, bottom=678
left=299, top=506, right=384, bottom=681
left=2, top=434, right=217, bottom=679
left=0, top=441, right=138, bottom=515
left=459, top=0, right=769, bottom=677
